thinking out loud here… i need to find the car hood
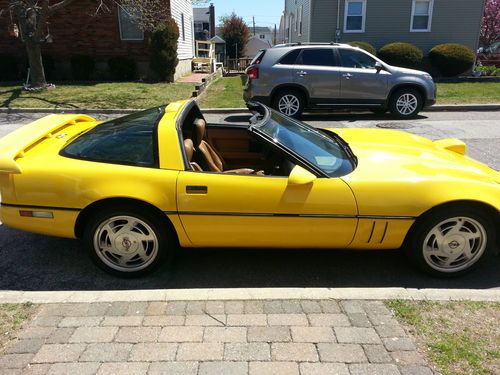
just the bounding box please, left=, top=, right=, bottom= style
left=388, top=65, right=428, bottom=76
left=329, top=128, right=499, bottom=184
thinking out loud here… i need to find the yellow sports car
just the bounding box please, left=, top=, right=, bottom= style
left=0, top=100, right=498, bottom=277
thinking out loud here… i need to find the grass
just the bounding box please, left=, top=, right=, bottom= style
left=1, top=78, right=499, bottom=110
left=197, top=75, right=247, bottom=109
left=0, top=303, right=39, bottom=353
left=0, top=82, right=194, bottom=109
left=387, top=300, right=500, bottom=375
left=437, top=82, right=500, bottom=104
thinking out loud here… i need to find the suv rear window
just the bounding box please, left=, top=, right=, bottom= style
left=278, top=49, right=301, bottom=65
left=299, top=48, right=336, bottom=66
left=251, top=50, right=266, bottom=65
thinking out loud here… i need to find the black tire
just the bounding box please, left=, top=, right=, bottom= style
left=369, top=107, right=387, bottom=114
left=389, top=88, right=422, bottom=119
left=405, top=206, right=496, bottom=278
left=272, top=89, right=305, bottom=118
left=83, top=206, right=175, bottom=277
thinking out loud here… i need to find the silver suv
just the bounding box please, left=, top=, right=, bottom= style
left=243, top=43, right=436, bottom=118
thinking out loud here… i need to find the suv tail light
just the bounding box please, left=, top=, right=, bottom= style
left=246, top=67, right=259, bottom=79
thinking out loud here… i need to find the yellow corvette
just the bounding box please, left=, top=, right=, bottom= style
left=0, top=100, right=498, bottom=277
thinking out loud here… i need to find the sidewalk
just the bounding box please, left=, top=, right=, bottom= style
left=0, top=299, right=433, bottom=375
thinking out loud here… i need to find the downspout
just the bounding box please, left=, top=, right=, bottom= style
left=336, top=0, right=341, bottom=42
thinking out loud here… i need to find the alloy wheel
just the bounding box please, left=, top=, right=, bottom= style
left=278, top=94, right=300, bottom=116
left=395, top=93, right=418, bottom=116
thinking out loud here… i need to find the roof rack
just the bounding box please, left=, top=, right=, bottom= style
left=273, top=42, right=344, bottom=48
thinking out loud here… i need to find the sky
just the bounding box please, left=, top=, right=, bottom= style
left=195, top=0, right=284, bottom=29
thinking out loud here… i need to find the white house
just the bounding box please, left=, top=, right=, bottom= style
left=171, top=0, right=195, bottom=79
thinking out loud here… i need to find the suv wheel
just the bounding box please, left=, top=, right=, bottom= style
left=389, top=88, right=422, bottom=119
left=273, top=89, right=305, bottom=118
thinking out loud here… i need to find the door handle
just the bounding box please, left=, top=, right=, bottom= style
left=342, top=73, right=353, bottom=79
left=296, top=71, right=308, bottom=76
left=186, top=186, right=208, bottom=194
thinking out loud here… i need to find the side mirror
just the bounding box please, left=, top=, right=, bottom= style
left=288, top=165, right=317, bottom=185
left=374, top=61, right=384, bottom=72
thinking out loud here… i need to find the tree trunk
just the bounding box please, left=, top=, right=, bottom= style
left=25, top=39, right=46, bottom=88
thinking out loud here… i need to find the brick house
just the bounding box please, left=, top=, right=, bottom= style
left=0, top=0, right=194, bottom=80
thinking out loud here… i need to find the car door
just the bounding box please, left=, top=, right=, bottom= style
left=293, top=48, right=341, bottom=105
left=337, top=48, right=389, bottom=104
left=176, top=171, right=358, bottom=248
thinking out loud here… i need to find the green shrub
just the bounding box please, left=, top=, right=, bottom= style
left=429, top=44, right=475, bottom=77
left=150, top=17, right=179, bottom=82
left=108, top=56, right=137, bottom=81
left=378, top=42, right=423, bottom=69
left=71, top=55, right=96, bottom=80
left=0, top=55, right=19, bottom=81
left=475, top=65, right=500, bottom=76
left=348, top=41, right=376, bottom=55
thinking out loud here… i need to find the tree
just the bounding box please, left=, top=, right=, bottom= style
left=219, top=12, right=250, bottom=59
left=480, top=0, right=500, bottom=46
left=150, top=17, right=179, bottom=82
left=3, top=0, right=170, bottom=89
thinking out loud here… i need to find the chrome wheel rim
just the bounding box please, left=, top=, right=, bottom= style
left=396, top=93, right=418, bottom=115
left=93, top=215, right=159, bottom=272
left=278, top=94, right=300, bottom=116
left=422, top=216, right=487, bottom=273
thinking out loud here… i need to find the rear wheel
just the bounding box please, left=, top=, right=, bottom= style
left=406, top=207, right=495, bottom=277
left=84, top=207, right=174, bottom=277
left=272, top=89, right=305, bottom=118
left=389, top=88, right=422, bottom=118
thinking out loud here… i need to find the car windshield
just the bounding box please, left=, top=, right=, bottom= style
left=252, top=109, right=355, bottom=177
left=61, top=107, right=163, bottom=167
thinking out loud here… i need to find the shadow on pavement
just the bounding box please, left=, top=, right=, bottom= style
left=1, top=225, right=498, bottom=292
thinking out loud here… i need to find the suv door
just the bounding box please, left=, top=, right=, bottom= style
left=293, top=48, right=341, bottom=106
left=337, top=48, right=389, bottom=105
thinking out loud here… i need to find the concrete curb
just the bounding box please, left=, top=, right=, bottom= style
left=0, top=287, right=498, bottom=304
left=1, top=104, right=499, bottom=115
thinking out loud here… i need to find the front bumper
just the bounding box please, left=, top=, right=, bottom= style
left=424, top=98, right=436, bottom=108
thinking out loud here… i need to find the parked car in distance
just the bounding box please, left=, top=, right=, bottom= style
left=0, top=100, right=498, bottom=278
left=477, top=41, right=500, bottom=68
left=244, top=43, right=436, bottom=118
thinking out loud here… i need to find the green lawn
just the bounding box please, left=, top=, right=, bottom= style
left=0, top=82, right=194, bottom=109
left=197, top=75, right=247, bottom=109
left=387, top=300, right=500, bottom=375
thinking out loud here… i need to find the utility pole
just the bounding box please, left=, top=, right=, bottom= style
left=273, top=24, right=277, bottom=46
left=253, top=16, right=256, bottom=36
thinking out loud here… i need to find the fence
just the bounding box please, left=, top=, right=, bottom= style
left=225, top=58, right=253, bottom=73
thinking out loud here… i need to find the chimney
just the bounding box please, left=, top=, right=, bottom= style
left=209, top=3, right=215, bottom=38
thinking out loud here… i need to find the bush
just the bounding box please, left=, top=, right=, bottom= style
left=0, top=55, right=19, bottom=81
left=348, top=41, right=376, bottom=55
left=429, top=43, right=475, bottom=77
left=71, top=55, right=96, bottom=80
left=108, top=56, right=137, bottom=81
left=150, top=17, right=179, bottom=82
left=378, top=42, right=423, bottom=69
left=475, top=65, right=500, bottom=76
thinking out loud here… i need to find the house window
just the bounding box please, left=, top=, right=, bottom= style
left=298, top=5, right=303, bottom=36
left=118, top=6, right=144, bottom=41
left=194, top=22, right=203, bottom=32
left=344, top=0, right=366, bottom=33
left=181, top=13, right=185, bottom=41
left=410, top=0, right=433, bottom=32
left=260, top=34, right=265, bottom=39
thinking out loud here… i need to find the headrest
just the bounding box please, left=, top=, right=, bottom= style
left=193, top=118, right=206, bottom=147
left=184, top=138, right=194, bottom=162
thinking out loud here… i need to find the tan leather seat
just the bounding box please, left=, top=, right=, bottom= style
left=183, top=138, right=203, bottom=171
left=193, top=119, right=254, bottom=174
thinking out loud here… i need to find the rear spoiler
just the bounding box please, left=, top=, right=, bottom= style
left=0, top=114, right=95, bottom=174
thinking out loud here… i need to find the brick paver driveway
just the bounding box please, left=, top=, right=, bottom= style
left=0, top=299, right=433, bottom=374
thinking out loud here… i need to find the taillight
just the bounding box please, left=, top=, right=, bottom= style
left=246, top=67, right=259, bottom=79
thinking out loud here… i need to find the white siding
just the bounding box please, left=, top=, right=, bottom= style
left=171, top=0, right=194, bottom=60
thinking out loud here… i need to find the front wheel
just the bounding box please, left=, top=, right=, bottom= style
left=84, top=207, right=174, bottom=277
left=406, top=207, right=496, bottom=277
left=272, top=89, right=305, bottom=118
left=389, top=88, right=422, bottom=118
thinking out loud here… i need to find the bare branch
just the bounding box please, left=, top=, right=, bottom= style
left=48, top=0, right=78, bottom=14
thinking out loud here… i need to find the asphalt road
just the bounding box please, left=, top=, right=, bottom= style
left=0, top=110, right=499, bottom=291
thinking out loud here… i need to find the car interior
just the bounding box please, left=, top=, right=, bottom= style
left=180, top=105, right=296, bottom=177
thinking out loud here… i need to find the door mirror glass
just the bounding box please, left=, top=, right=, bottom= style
left=375, top=61, right=384, bottom=72
left=288, top=165, right=317, bottom=185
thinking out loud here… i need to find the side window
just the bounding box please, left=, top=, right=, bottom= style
left=299, top=49, right=336, bottom=67
left=278, top=49, right=301, bottom=65
left=61, top=108, right=161, bottom=167
left=339, top=49, right=376, bottom=69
